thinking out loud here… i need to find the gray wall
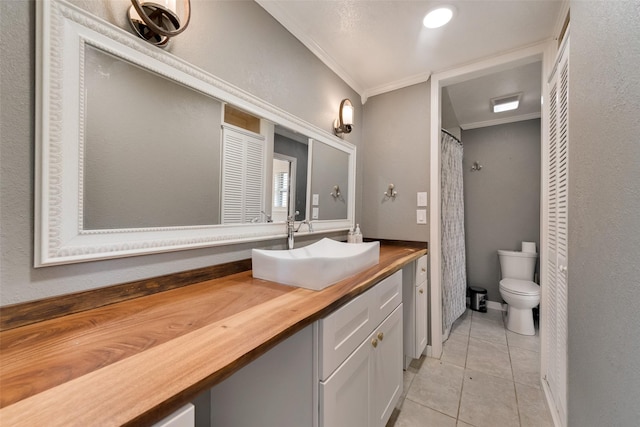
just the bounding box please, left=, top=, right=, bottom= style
left=361, top=82, right=430, bottom=241
left=441, top=87, right=461, bottom=140
left=84, top=46, right=222, bottom=228
left=462, top=119, right=541, bottom=302
left=568, top=1, right=640, bottom=425
left=311, top=142, right=349, bottom=220
left=0, top=0, right=361, bottom=305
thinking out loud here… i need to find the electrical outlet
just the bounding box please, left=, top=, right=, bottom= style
left=312, top=207, right=319, bottom=219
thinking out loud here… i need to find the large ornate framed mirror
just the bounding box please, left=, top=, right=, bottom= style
left=35, top=0, right=355, bottom=266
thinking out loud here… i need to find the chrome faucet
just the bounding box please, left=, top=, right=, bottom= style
left=286, top=211, right=313, bottom=249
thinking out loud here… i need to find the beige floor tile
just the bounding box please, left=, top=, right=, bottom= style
left=472, top=309, right=505, bottom=324
left=457, top=421, right=476, bottom=427
left=450, top=311, right=472, bottom=336
left=466, top=337, right=513, bottom=380
left=393, top=399, right=457, bottom=427
left=516, top=382, right=554, bottom=427
left=506, top=329, right=540, bottom=353
left=397, top=370, right=416, bottom=409
left=510, top=346, right=541, bottom=387
left=441, top=335, right=469, bottom=368
left=470, top=319, right=508, bottom=346
left=406, top=359, right=464, bottom=418
left=458, top=369, right=519, bottom=427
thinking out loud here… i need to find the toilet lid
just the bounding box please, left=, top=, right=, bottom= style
left=500, top=278, right=540, bottom=296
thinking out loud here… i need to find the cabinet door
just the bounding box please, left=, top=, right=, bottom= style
left=416, top=255, right=428, bottom=284
left=371, top=305, right=403, bottom=427
left=415, top=282, right=428, bottom=356
left=319, top=290, right=374, bottom=380
left=320, top=336, right=371, bottom=427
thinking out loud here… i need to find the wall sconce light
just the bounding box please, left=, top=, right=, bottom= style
left=128, top=0, right=191, bottom=48
left=333, top=99, right=354, bottom=136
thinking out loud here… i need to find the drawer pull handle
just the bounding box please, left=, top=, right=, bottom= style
left=372, top=338, right=378, bottom=348
left=421, top=268, right=426, bottom=272
left=419, top=289, right=424, bottom=294
left=377, top=332, right=384, bottom=341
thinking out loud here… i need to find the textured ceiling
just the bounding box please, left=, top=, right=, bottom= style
left=258, top=0, right=563, bottom=104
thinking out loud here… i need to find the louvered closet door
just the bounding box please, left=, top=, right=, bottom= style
left=221, top=126, right=265, bottom=223
left=545, top=35, right=569, bottom=426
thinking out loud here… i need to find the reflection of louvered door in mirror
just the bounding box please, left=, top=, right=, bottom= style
left=544, top=33, right=569, bottom=427
left=221, top=126, right=266, bottom=224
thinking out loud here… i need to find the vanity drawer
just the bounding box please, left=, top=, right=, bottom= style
left=319, top=290, right=374, bottom=381
left=416, top=255, right=428, bottom=285
left=371, top=270, right=403, bottom=327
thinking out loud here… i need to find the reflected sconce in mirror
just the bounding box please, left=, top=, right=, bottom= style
left=383, top=183, right=398, bottom=200
left=128, top=0, right=191, bottom=47
left=330, top=185, right=341, bottom=199
left=333, top=99, right=354, bottom=136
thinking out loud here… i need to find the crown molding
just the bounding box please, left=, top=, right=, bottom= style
left=362, top=71, right=432, bottom=103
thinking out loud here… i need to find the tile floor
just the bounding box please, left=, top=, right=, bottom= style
left=387, top=309, right=554, bottom=427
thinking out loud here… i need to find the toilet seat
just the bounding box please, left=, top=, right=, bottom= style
left=499, top=278, right=540, bottom=296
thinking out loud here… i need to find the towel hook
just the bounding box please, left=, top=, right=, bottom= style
left=383, top=184, right=398, bottom=199
left=330, top=185, right=341, bottom=198
left=471, top=161, right=483, bottom=172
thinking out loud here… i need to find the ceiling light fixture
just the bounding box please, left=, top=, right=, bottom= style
left=423, top=6, right=454, bottom=29
left=491, top=93, right=522, bottom=113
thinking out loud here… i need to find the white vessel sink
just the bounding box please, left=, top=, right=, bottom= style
left=252, top=238, right=380, bottom=291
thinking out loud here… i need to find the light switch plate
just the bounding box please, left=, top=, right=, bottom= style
left=312, top=194, right=319, bottom=206
left=417, top=192, right=428, bottom=207
left=416, top=209, right=427, bottom=224
left=312, top=207, right=319, bottom=219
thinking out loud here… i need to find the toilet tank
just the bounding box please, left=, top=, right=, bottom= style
left=498, top=250, right=537, bottom=281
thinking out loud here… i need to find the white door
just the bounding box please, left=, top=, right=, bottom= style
left=320, top=336, right=371, bottom=427
left=371, top=305, right=403, bottom=427
left=543, top=34, right=569, bottom=426
left=221, top=126, right=265, bottom=223
left=415, top=282, right=428, bottom=356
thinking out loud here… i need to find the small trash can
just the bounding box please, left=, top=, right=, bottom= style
left=469, top=286, right=487, bottom=312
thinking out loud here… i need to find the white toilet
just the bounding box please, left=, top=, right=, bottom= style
left=498, top=249, right=540, bottom=336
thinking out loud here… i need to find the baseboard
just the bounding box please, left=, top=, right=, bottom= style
left=541, top=377, right=563, bottom=427
left=487, top=300, right=506, bottom=311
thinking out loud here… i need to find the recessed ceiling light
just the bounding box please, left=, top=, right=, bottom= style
left=491, top=93, right=522, bottom=113
left=423, top=6, right=454, bottom=29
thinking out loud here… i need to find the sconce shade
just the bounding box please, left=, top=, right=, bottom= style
left=128, top=0, right=191, bottom=48
left=334, top=99, right=354, bottom=135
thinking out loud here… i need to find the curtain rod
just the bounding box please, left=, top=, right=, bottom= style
left=441, top=128, right=462, bottom=145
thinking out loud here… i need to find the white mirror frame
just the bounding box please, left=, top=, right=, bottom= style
left=35, top=0, right=356, bottom=267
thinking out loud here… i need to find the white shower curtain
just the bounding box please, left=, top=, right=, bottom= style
left=441, top=130, right=467, bottom=339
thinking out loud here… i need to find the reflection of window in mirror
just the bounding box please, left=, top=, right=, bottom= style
left=273, top=170, right=288, bottom=208
left=272, top=155, right=297, bottom=222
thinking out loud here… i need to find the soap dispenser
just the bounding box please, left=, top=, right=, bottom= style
left=347, top=226, right=355, bottom=243
left=354, top=224, right=363, bottom=243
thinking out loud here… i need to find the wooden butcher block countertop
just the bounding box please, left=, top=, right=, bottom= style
left=0, top=242, right=426, bottom=426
